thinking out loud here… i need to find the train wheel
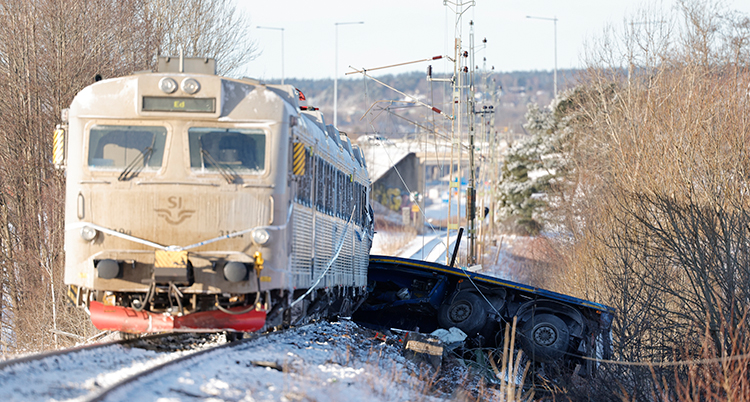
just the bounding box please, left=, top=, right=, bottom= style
left=519, top=313, right=570, bottom=363
left=437, top=291, right=486, bottom=336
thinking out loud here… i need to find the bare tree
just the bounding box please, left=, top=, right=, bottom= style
left=146, top=0, right=258, bottom=76
left=545, top=1, right=750, bottom=398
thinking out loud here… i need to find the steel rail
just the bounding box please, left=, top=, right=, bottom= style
left=83, top=324, right=315, bottom=402
left=0, top=332, right=176, bottom=371
left=83, top=337, right=246, bottom=402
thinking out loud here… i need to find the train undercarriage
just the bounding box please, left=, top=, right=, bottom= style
left=69, top=282, right=366, bottom=334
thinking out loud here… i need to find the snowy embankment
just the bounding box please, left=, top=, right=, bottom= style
left=0, top=334, right=225, bottom=401
left=99, top=320, right=473, bottom=402
left=0, top=320, right=493, bottom=401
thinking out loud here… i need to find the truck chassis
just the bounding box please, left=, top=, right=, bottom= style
left=353, top=255, right=615, bottom=374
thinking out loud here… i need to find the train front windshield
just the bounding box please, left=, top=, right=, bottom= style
left=87, top=125, right=167, bottom=169
left=188, top=128, right=266, bottom=174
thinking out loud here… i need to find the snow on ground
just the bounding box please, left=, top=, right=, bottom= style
left=102, top=320, right=474, bottom=402
left=0, top=335, right=225, bottom=402
left=395, top=231, right=455, bottom=263
left=0, top=320, right=509, bottom=401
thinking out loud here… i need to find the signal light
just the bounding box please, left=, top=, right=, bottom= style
left=159, top=77, right=177, bottom=94
left=181, top=78, right=201, bottom=94
left=252, top=229, right=270, bottom=245
left=81, top=225, right=98, bottom=241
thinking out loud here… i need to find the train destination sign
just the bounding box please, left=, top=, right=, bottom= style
left=142, top=97, right=216, bottom=113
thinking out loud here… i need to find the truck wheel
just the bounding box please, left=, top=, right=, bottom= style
left=438, top=291, right=486, bottom=336
left=519, top=313, right=570, bottom=363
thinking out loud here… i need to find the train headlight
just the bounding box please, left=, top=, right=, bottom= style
left=80, top=225, right=98, bottom=241
left=181, top=78, right=200, bottom=94
left=159, top=77, right=178, bottom=94
left=251, top=229, right=270, bottom=245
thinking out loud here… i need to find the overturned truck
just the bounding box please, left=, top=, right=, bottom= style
left=353, top=255, right=615, bottom=374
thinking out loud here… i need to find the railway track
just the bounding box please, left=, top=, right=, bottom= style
left=85, top=335, right=252, bottom=402
left=83, top=323, right=328, bottom=402
left=0, top=322, right=321, bottom=402
left=74, top=321, right=374, bottom=401
left=0, top=332, right=231, bottom=401
left=2, top=319, right=548, bottom=401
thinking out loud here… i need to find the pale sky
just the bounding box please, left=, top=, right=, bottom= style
left=239, top=1, right=750, bottom=82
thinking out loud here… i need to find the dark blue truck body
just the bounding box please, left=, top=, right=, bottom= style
left=353, top=255, right=615, bottom=370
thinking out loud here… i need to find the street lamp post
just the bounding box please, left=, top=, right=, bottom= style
left=526, top=15, right=558, bottom=97
left=257, top=26, right=285, bottom=85
left=334, top=21, right=364, bottom=127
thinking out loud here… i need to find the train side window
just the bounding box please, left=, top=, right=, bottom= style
left=325, top=163, right=334, bottom=215
left=296, top=147, right=313, bottom=206
left=334, top=169, right=340, bottom=218
left=346, top=173, right=352, bottom=218
left=188, top=127, right=266, bottom=174
left=305, top=150, right=314, bottom=205
left=357, top=183, right=362, bottom=225
left=356, top=183, right=362, bottom=225
left=330, top=166, right=337, bottom=216
left=360, top=185, right=367, bottom=226
left=316, top=157, right=325, bottom=211
left=335, top=169, right=340, bottom=216
left=339, top=172, right=351, bottom=219
left=88, top=125, right=167, bottom=169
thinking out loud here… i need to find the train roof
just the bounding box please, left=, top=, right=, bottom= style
left=67, top=68, right=365, bottom=171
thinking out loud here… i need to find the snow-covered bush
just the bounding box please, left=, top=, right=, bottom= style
left=496, top=92, right=574, bottom=235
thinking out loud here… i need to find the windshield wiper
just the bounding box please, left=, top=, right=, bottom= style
left=201, top=149, right=237, bottom=184
left=118, top=147, right=153, bottom=181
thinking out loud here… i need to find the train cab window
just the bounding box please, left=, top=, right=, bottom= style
left=87, top=125, right=167, bottom=169
left=188, top=127, right=265, bottom=174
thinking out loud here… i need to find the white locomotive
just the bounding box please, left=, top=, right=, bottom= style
left=56, top=57, right=372, bottom=333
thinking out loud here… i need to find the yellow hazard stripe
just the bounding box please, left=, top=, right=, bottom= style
left=155, top=250, right=188, bottom=268
left=292, top=142, right=306, bottom=176
left=53, top=129, right=65, bottom=165
left=67, top=284, right=78, bottom=305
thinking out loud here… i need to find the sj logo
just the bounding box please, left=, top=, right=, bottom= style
left=154, top=196, right=195, bottom=225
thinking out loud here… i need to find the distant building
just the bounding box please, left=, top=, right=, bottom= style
left=361, top=143, right=424, bottom=231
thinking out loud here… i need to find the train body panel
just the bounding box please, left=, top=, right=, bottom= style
left=60, top=58, right=372, bottom=333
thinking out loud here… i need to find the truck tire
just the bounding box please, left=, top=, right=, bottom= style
left=438, top=291, right=486, bottom=336
left=519, top=313, right=570, bottom=363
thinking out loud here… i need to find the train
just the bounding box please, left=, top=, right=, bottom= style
left=56, top=56, right=373, bottom=333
